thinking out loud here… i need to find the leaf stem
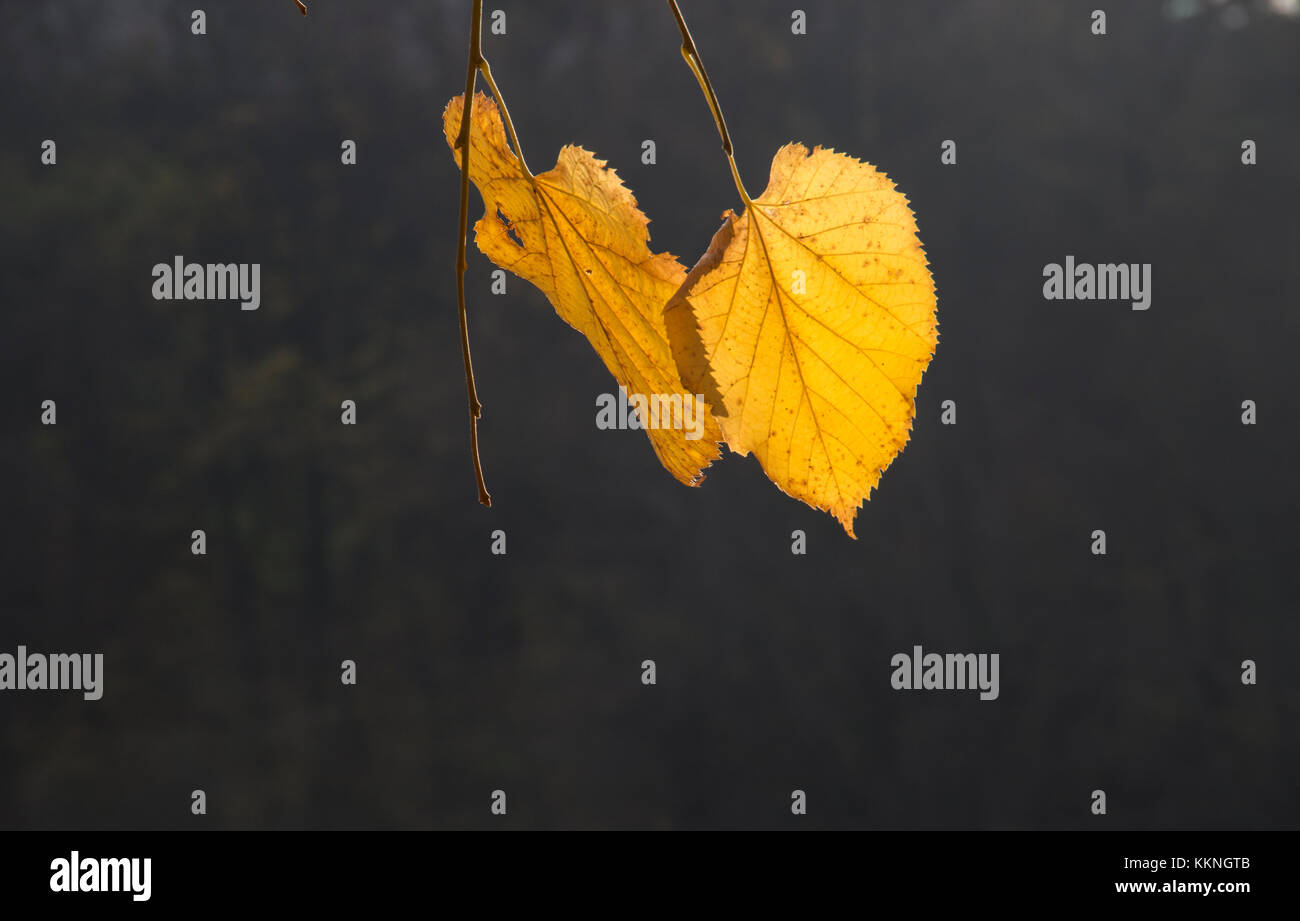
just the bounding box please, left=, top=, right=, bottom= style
left=667, top=0, right=751, bottom=207
left=477, top=58, right=532, bottom=178
left=455, top=0, right=492, bottom=506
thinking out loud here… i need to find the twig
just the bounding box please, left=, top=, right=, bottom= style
left=667, top=0, right=751, bottom=206
left=455, top=0, right=492, bottom=506
left=294, top=0, right=306, bottom=14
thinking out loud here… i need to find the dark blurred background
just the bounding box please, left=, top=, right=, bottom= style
left=1, top=0, right=1297, bottom=829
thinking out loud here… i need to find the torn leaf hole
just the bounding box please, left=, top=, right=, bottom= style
left=496, top=207, right=523, bottom=248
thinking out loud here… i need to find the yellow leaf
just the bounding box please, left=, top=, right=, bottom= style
left=666, top=144, right=938, bottom=537
left=443, top=92, right=721, bottom=486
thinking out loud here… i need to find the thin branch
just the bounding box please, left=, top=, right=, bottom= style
left=455, top=0, right=492, bottom=506
left=667, top=0, right=751, bottom=206
left=294, top=0, right=306, bottom=14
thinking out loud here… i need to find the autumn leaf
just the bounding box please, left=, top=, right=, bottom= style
left=443, top=92, right=721, bottom=486
left=665, top=144, right=938, bottom=537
